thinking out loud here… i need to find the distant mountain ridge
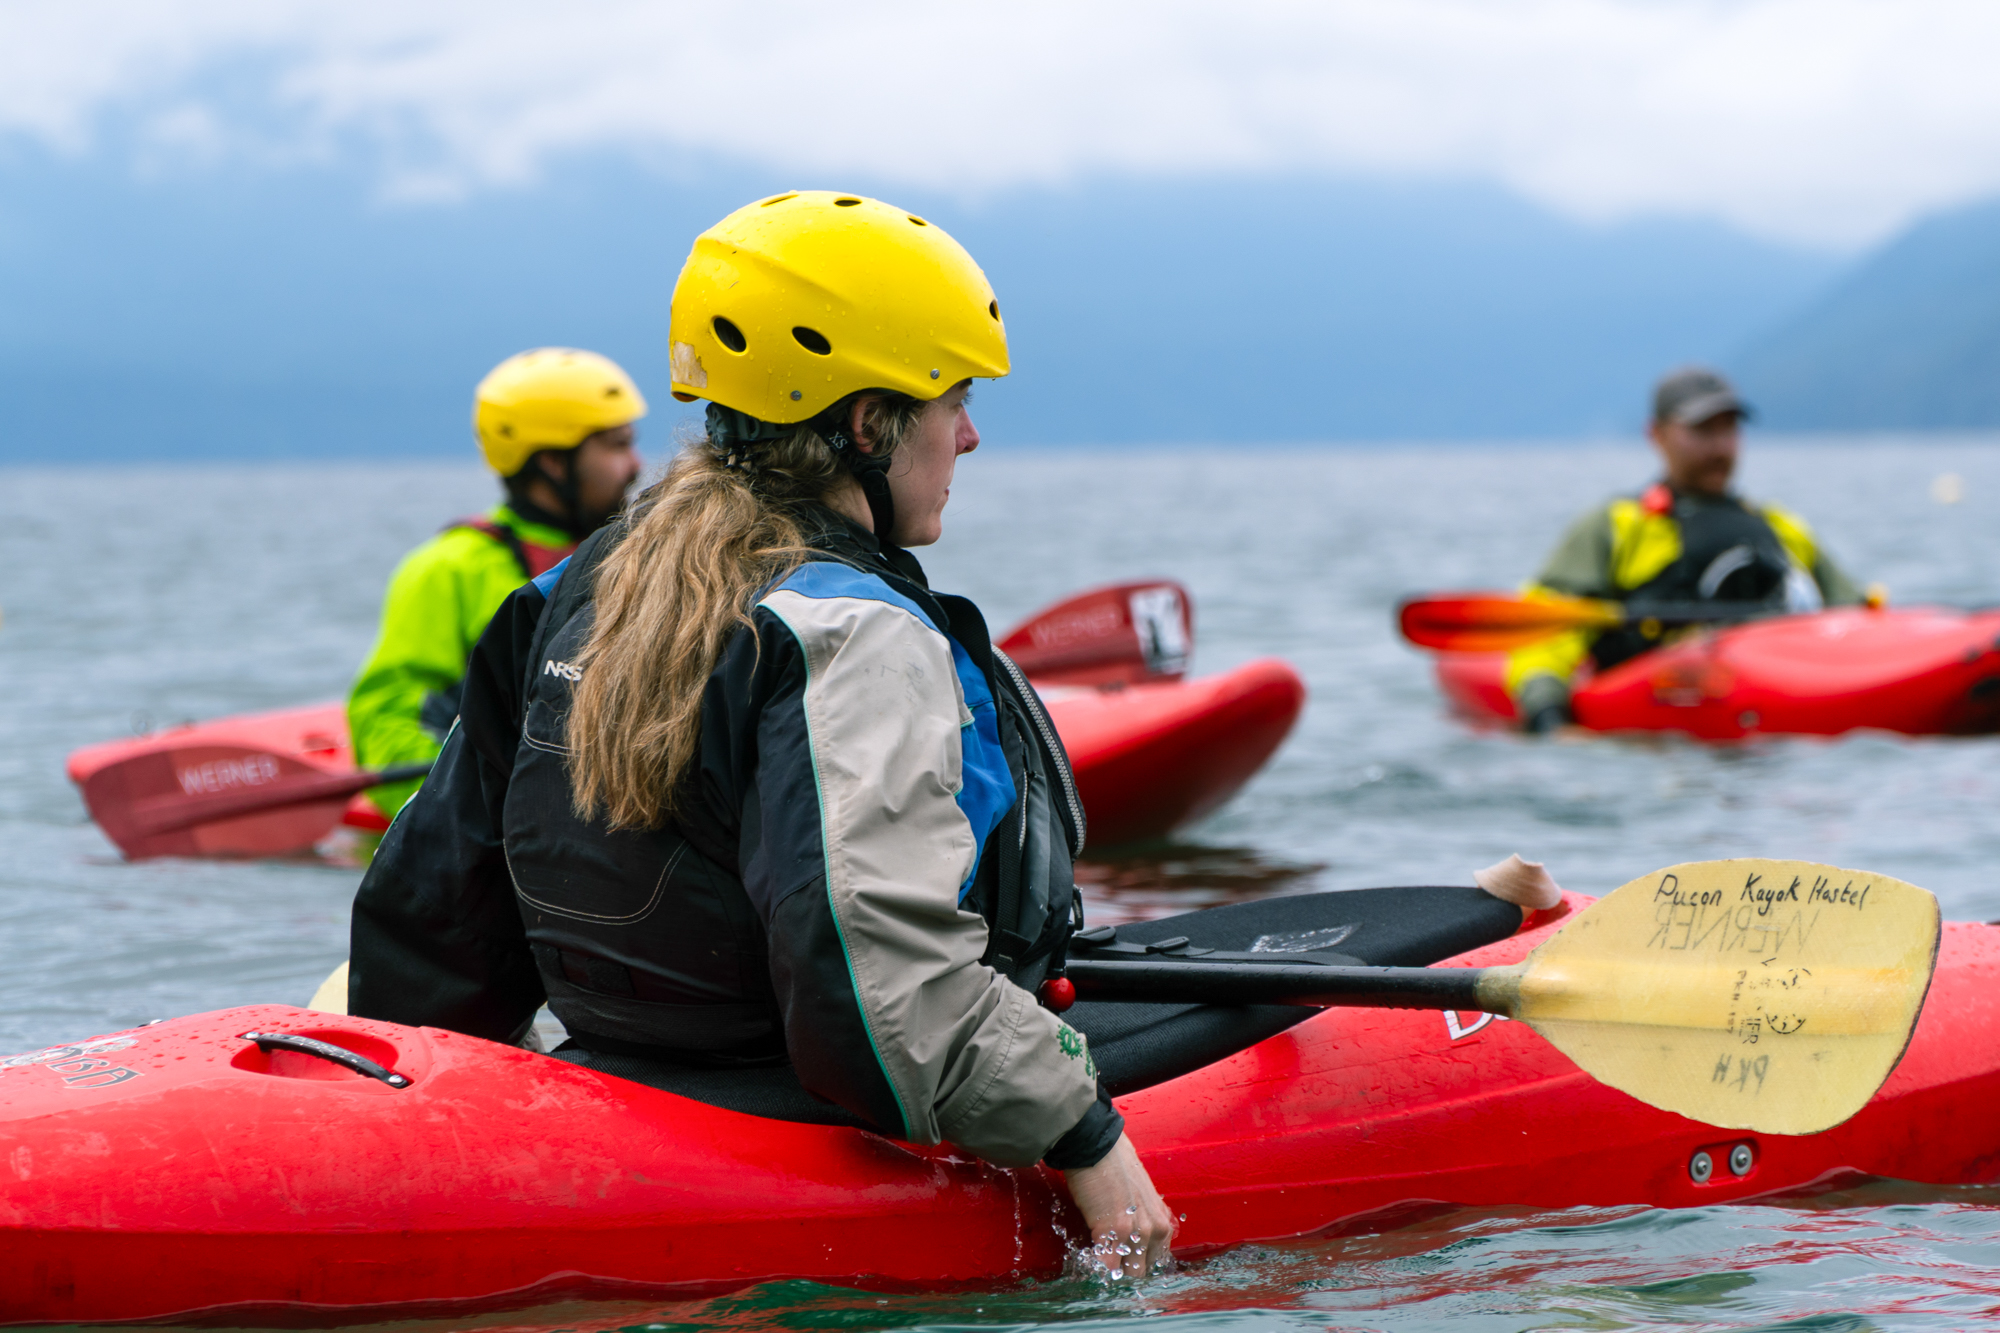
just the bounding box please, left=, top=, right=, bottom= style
left=0, top=148, right=1843, bottom=460
left=1730, top=197, right=2000, bottom=430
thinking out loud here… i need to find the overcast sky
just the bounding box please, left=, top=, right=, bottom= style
left=4, top=0, right=2000, bottom=250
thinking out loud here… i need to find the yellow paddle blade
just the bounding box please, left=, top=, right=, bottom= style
left=1397, top=592, right=1626, bottom=653
left=1495, top=860, right=1938, bottom=1135
left=306, top=961, right=350, bottom=1014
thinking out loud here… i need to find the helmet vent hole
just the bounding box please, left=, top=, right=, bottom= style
left=760, top=193, right=798, bottom=207
left=712, top=316, right=748, bottom=353
left=792, top=326, right=833, bottom=356
left=989, top=300, right=1000, bottom=320
left=834, top=197, right=861, bottom=207
left=908, top=215, right=928, bottom=226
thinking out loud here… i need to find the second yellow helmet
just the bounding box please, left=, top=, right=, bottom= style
left=669, top=191, right=1010, bottom=425
left=474, top=348, right=648, bottom=478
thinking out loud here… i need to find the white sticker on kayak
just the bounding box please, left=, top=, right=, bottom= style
left=1250, top=925, right=1357, bottom=954
left=1129, top=587, right=1190, bottom=676
left=0, top=1037, right=143, bottom=1088
left=1443, top=1011, right=1511, bottom=1040
left=0, top=1037, right=135, bottom=1070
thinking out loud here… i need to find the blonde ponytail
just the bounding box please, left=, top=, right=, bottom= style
left=566, top=397, right=924, bottom=828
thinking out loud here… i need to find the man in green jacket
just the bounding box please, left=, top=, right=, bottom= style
left=348, top=348, right=646, bottom=817
left=1507, top=367, right=1862, bottom=733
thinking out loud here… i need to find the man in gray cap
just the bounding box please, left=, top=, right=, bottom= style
left=1504, top=366, right=1863, bottom=733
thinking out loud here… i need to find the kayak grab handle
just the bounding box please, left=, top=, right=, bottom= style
left=238, top=1032, right=411, bottom=1088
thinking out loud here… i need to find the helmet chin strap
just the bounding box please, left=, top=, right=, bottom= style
left=855, top=467, right=896, bottom=548
left=812, top=406, right=898, bottom=549
left=552, top=449, right=588, bottom=538
left=507, top=449, right=600, bottom=542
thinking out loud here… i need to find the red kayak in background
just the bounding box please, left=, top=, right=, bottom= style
left=1034, top=662, right=1305, bottom=845
left=64, top=702, right=394, bottom=859
left=3, top=884, right=1995, bottom=1325
left=995, top=580, right=1305, bottom=846
left=67, top=580, right=1306, bottom=858
left=1432, top=605, right=2000, bottom=740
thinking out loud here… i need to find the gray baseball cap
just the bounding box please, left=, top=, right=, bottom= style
left=1652, top=367, right=1753, bottom=426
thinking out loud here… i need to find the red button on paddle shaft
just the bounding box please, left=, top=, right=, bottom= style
left=1038, top=977, right=1076, bottom=1012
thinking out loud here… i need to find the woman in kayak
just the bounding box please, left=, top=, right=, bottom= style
left=347, top=191, right=1174, bottom=1277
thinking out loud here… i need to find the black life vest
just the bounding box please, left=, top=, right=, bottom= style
left=499, top=532, right=1085, bottom=1064
left=1591, top=487, right=1793, bottom=671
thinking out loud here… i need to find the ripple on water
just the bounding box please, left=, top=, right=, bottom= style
left=893, top=1187, right=1989, bottom=1331
left=115, top=1184, right=1984, bottom=1333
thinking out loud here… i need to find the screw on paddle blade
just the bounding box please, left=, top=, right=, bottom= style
left=1499, top=859, right=1940, bottom=1136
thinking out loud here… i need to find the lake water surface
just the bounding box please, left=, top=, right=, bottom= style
left=5, top=437, right=2000, bottom=1330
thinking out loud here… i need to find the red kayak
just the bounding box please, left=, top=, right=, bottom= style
left=64, top=702, right=394, bottom=858
left=67, top=582, right=1306, bottom=858
left=1433, top=605, right=2000, bottom=739
left=3, top=883, right=1994, bottom=1325
left=1037, top=661, right=1304, bottom=845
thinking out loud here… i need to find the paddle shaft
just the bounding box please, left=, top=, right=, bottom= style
left=1560, top=600, right=1779, bottom=630
left=128, top=762, right=432, bottom=837
left=1063, top=957, right=1506, bottom=1013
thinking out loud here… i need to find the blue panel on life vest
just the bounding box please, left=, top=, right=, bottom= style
left=532, top=557, right=570, bottom=597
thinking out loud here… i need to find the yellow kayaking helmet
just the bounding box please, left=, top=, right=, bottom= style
left=474, top=348, right=648, bottom=478
left=668, top=191, right=1010, bottom=424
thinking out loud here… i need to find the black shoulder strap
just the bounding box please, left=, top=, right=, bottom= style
left=447, top=515, right=534, bottom=581
left=991, top=645, right=1087, bottom=859
left=518, top=524, right=621, bottom=718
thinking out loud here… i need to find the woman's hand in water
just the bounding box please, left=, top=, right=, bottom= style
left=1063, top=1133, right=1176, bottom=1278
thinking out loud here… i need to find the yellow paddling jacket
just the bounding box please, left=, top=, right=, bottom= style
left=1506, top=484, right=1861, bottom=725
